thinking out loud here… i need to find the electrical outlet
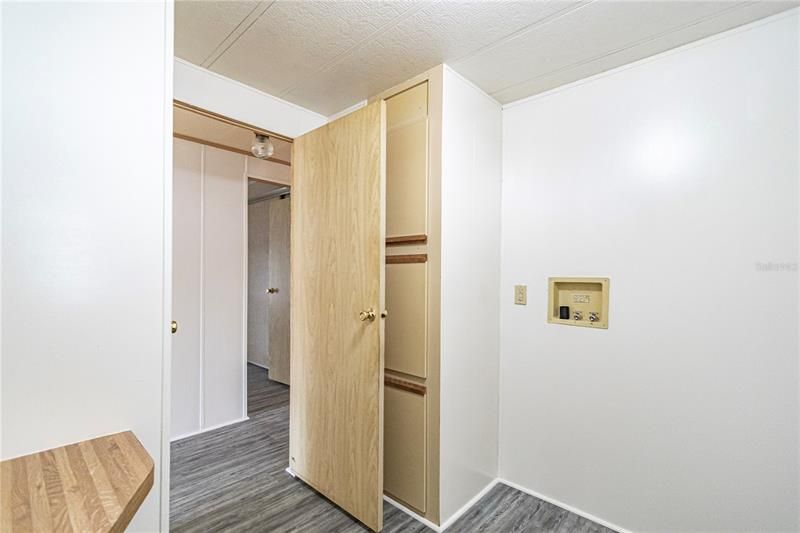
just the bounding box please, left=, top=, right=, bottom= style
left=514, top=285, right=527, bottom=305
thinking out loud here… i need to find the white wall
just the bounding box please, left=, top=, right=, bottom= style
left=171, top=139, right=247, bottom=440
left=174, top=58, right=326, bottom=139
left=1, top=2, right=172, bottom=531
left=202, top=146, right=247, bottom=429
left=439, top=66, right=503, bottom=523
left=499, top=12, right=799, bottom=533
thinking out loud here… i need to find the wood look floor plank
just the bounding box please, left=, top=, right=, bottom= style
left=171, top=364, right=617, bottom=533
left=446, top=484, right=618, bottom=533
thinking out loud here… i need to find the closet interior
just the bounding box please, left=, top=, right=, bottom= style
left=379, top=70, right=441, bottom=524
left=383, top=80, right=438, bottom=516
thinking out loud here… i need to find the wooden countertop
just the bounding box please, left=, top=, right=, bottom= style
left=0, top=430, right=154, bottom=532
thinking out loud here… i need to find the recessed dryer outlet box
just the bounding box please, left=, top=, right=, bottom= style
left=547, top=277, right=609, bottom=329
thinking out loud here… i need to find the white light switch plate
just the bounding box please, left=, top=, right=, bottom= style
left=514, top=285, right=527, bottom=305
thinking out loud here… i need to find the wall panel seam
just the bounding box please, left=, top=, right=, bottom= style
left=199, top=145, right=206, bottom=430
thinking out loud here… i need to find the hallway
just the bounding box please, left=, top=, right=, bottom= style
left=170, top=365, right=428, bottom=532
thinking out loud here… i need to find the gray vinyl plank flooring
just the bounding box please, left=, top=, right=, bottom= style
left=170, top=364, right=616, bottom=533
left=446, top=484, right=616, bottom=533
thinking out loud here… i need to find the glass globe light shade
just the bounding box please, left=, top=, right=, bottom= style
left=251, top=134, right=275, bottom=159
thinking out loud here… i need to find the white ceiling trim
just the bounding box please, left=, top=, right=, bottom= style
left=174, top=58, right=326, bottom=138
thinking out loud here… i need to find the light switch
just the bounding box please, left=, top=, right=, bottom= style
left=514, top=285, right=527, bottom=305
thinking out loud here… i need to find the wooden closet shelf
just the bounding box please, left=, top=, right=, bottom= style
left=386, top=234, right=427, bottom=246
left=386, top=254, right=427, bottom=264
left=0, top=430, right=154, bottom=533
left=385, top=375, right=427, bottom=396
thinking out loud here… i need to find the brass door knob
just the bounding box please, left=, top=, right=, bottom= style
left=171, top=321, right=178, bottom=334
left=266, top=288, right=279, bottom=294
left=359, top=308, right=376, bottom=322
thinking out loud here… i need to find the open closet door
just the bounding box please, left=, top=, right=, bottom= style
left=290, top=101, right=386, bottom=532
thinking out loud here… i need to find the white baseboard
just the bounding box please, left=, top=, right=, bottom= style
left=498, top=478, right=631, bottom=533
left=170, top=416, right=250, bottom=442
left=283, top=474, right=626, bottom=533
left=246, top=360, right=268, bottom=370
left=383, top=495, right=443, bottom=532
left=439, top=478, right=501, bottom=530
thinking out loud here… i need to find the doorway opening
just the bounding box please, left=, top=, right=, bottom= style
left=247, top=178, right=291, bottom=390
left=169, top=102, right=296, bottom=530
left=168, top=71, right=436, bottom=533
left=169, top=75, right=436, bottom=533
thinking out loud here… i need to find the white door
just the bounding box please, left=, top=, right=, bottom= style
left=171, top=138, right=203, bottom=438
left=171, top=140, right=247, bottom=437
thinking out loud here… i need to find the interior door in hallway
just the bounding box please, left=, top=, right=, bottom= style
left=290, top=101, right=386, bottom=532
left=172, top=138, right=203, bottom=438
left=247, top=200, right=269, bottom=369
left=267, top=195, right=290, bottom=385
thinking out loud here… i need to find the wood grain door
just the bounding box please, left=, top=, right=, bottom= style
left=267, top=195, right=290, bottom=385
left=290, top=101, right=386, bottom=532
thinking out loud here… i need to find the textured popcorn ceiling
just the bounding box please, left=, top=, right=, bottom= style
left=175, top=0, right=796, bottom=115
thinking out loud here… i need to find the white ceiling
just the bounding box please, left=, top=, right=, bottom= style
left=176, top=0, right=796, bottom=116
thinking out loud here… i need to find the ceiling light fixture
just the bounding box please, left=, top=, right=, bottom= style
left=251, top=134, right=274, bottom=159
